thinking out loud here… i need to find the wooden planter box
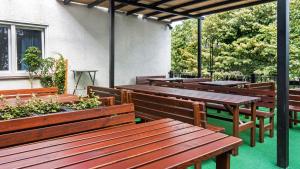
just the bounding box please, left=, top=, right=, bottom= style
left=0, top=103, right=135, bottom=148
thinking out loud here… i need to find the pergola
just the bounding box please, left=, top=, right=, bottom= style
left=62, top=0, right=289, bottom=168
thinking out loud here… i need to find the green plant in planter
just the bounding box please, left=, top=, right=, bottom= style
left=54, top=55, right=67, bottom=94
left=67, top=93, right=101, bottom=110
left=22, top=47, right=43, bottom=88
left=0, top=95, right=62, bottom=120
left=39, top=54, right=67, bottom=94
left=40, top=57, right=56, bottom=87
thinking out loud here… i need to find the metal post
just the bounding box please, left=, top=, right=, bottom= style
left=197, top=17, right=203, bottom=78
left=277, top=0, right=289, bottom=168
left=109, top=0, right=115, bottom=88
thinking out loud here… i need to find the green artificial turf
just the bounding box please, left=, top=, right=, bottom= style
left=193, top=108, right=300, bottom=169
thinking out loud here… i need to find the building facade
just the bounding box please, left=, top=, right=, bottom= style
left=0, top=0, right=171, bottom=93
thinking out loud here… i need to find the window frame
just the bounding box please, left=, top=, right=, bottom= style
left=0, top=24, right=12, bottom=74
left=0, top=21, right=46, bottom=76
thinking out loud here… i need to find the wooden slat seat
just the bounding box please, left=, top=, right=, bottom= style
left=207, top=103, right=275, bottom=117
left=182, top=78, right=212, bottom=83
left=289, top=105, right=300, bottom=112
left=244, top=82, right=275, bottom=91
left=136, top=75, right=166, bottom=85
left=184, top=83, right=275, bottom=143
left=127, top=92, right=224, bottom=132
left=0, top=87, right=58, bottom=98
left=289, top=89, right=300, bottom=127
left=87, top=86, right=126, bottom=104
left=0, top=104, right=135, bottom=148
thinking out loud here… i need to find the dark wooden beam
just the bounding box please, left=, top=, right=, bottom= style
left=109, top=0, right=115, bottom=88
left=158, top=14, right=176, bottom=21
left=159, top=0, right=241, bottom=20
left=170, top=17, right=188, bottom=22
left=277, top=0, right=289, bottom=168
left=115, top=3, right=127, bottom=10
left=87, top=0, right=105, bottom=8
left=194, top=0, right=275, bottom=17
left=116, top=0, right=195, bottom=18
left=144, top=0, right=210, bottom=18
left=185, top=0, right=241, bottom=14
left=126, top=0, right=172, bottom=16
left=63, top=0, right=72, bottom=5
left=197, top=17, right=203, bottom=78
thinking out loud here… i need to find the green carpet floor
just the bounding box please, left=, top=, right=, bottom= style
left=197, top=108, right=300, bottom=169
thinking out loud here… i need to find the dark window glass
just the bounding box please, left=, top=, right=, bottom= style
left=17, top=29, right=42, bottom=70
left=0, top=27, right=9, bottom=71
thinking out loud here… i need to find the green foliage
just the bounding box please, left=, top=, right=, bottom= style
left=22, top=47, right=67, bottom=92
left=22, top=47, right=43, bottom=88
left=40, top=57, right=56, bottom=87
left=54, top=55, right=67, bottom=94
left=39, top=54, right=67, bottom=94
left=67, top=93, right=101, bottom=110
left=0, top=94, right=102, bottom=120
left=171, top=0, right=300, bottom=78
left=0, top=95, right=61, bottom=120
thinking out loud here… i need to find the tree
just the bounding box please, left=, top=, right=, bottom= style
left=22, top=47, right=42, bottom=88
left=171, top=0, right=300, bottom=79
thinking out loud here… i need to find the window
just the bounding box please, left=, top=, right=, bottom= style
left=0, top=22, right=45, bottom=75
left=0, top=26, right=9, bottom=71
left=16, top=28, right=42, bottom=70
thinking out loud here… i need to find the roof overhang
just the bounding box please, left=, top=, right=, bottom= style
left=62, top=0, right=276, bottom=23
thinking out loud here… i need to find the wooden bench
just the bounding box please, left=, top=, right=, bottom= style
left=183, top=83, right=275, bottom=143
left=136, top=75, right=166, bottom=85
left=127, top=91, right=224, bottom=132
left=0, top=87, right=58, bottom=98
left=182, top=78, right=212, bottom=83
left=289, top=89, right=300, bottom=127
left=245, top=82, right=275, bottom=91
left=0, top=104, right=135, bottom=148
left=153, top=81, right=184, bottom=88
left=87, top=86, right=127, bottom=105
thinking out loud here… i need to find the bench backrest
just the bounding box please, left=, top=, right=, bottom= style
left=127, top=92, right=207, bottom=128
left=0, top=87, right=58, bottom=98
left=87, top=86, right=126, bottom=104
left=153, top=81, right=184, bottom=88
left=245, top=82, right=275, bottom=91
left=0, top=104, right=135, bottom=148
left=289, top=89, right=300, bottom=107
left=183, top=83, right=276, bottom=111
left=136, top=75, right=166, bottom=85
left=182, top=78, right=212, bottom=83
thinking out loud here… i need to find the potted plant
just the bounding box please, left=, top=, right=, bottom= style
left=22, top=47, right=43, bottom=88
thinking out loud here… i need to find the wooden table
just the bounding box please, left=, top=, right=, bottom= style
left=199, top=80, right=249, bottom=87
left=147, top=77, right=184, bottom=85
left=0, top=94, right=79, bottom=108
left=117, top=85, right=259, bottom=152
left=0, top=119, right=242, bottom=169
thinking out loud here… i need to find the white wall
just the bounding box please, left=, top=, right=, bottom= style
left=0, top=0, right=171, bottom=94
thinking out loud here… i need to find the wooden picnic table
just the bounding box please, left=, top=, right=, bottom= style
left=199, top=80, right=249, bottom=87
left=0, top=119, right=242, bottom=169
left=0, top=94, right=79, bottom=108
left=117, top=85, right=260, bottom=152
left=147, top=77, right=185, bottom=85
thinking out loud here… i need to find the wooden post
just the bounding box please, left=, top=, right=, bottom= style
left=64, top=59, right=68, bottom=94
left=277, top=0, right=289, bottom=167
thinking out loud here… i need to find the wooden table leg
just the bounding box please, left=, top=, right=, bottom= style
left=194, top=161, right=202, bottom=169
left=250, top=102, right=256, bottom=147
left=216, top=152, right=230, bottom=169
left=232, top=105, right=239, bottom=155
